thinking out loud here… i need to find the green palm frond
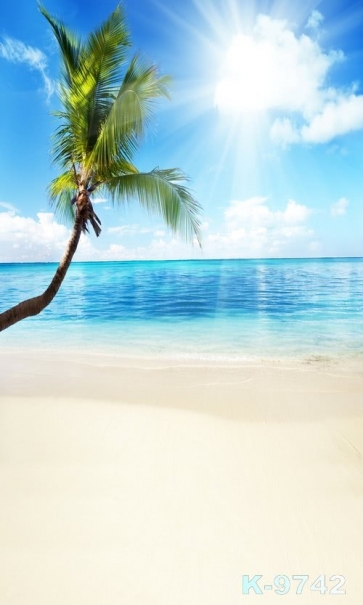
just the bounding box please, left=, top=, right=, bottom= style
left=85, top=4, right=130, bottom=87
left=88, top=54, right=171, bottom=169
left=84, top=5, right=131, bottom=151
left=121, top=53, right=171, bottom=103
left=57, top=81, right=93, bottom=161
left=93, top=157, right=138, bottom=186
left=51, top=122, right=78, bottom=168
left=38, top=3, right=81, bottom=87
left=48, top=171, right=77, bottom=224
left=41, top=4, right=202, bottom=247
left=39, top=5, right=91, bottom=161
left=105, top=168, right=202, bottom=245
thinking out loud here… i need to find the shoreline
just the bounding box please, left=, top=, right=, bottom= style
left=1, top=346, right=363, bottom=400
left=1, top=343, right=363, bottom=365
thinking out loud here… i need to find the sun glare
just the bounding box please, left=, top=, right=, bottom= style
left=215, top=33, right=279, bottom=114
left=155, top=0, right=346, bottom=196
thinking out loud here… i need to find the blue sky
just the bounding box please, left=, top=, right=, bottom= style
left=0, top=0, right=363, bottom=261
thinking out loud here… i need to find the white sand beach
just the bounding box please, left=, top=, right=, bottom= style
left=0, top=349, right=362, bottom=604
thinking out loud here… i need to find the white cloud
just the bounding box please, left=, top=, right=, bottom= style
left=215, top=14, right=342, bottom=116
left=209, top=197, right=314, bottom=257
left=108, top=224, right=154, bottom=237
left=284, top=199, right=312, bottom=223
left=306, top=10, right=324, bottom=32
left=75, top=236, right=199, bottom=262
left=225, top=197, right=311, bottom=228
left=215, top=12, right=363, bottom=145
left=301, top=95, right=363, bottom=143
left=0, top=36, right=55, bottom=99
left=0, top=201, right=18, bottom=214
left=0, top=36, right=46, bottom=68
left=92, top=196, right=108, bottom=204
left=0, top=209, right=69, bottom=262
left=0, top=207, right=199, bottom=263
left=225, top=196, right=271, bottom=225
left=271, top=97, right=363, bottom=145
left=0, top=198, right=316, bottom=262
left=270, top=118, right=300, bottom=146
left=331, top=197, right=349, bottom=217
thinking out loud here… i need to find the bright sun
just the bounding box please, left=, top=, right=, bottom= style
left=214, top=33, right=279, bottom=114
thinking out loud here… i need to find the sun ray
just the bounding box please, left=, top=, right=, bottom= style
left=143, top=0, right=363, bottom=220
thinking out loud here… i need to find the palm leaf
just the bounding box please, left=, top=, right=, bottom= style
left=88, top=54, right=171, bottom=169
left=95, top=156, right=139, bottom=182
left=84, top=5, right=131, bottom=151
left=38, top=3, right=81, bottom=87
left=41, top=3, right=202, bottom=247
left=105, top=168, right=202, bottom=245
left=51, top=122, right=78, bottom=168
left=48, top=171, right=77, bottom=224
left=85, top=4, right=130, bottom=87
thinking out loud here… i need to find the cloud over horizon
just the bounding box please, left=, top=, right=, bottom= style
left=207, top=197, right=315, bottom=257
left=0, top=208, right=69, bottom=262
left=0, top=196, right=318, bottom=263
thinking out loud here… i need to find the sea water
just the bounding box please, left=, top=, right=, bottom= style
left=1, top=258, right=363, bottom=361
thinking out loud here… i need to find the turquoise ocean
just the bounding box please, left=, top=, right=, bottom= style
left=1, top=258, right=363, bottom=361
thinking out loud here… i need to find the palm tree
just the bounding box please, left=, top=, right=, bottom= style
left=0, top=3, right=201, bottom=332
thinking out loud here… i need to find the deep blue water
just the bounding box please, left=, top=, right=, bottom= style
left=1, top=258, right=363, bottom=359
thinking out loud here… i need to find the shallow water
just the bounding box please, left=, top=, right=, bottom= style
left=1, top=258, right=363, bottom=361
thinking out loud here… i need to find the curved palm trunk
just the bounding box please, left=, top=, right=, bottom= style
left=0, top=213, right=83, bottom=332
